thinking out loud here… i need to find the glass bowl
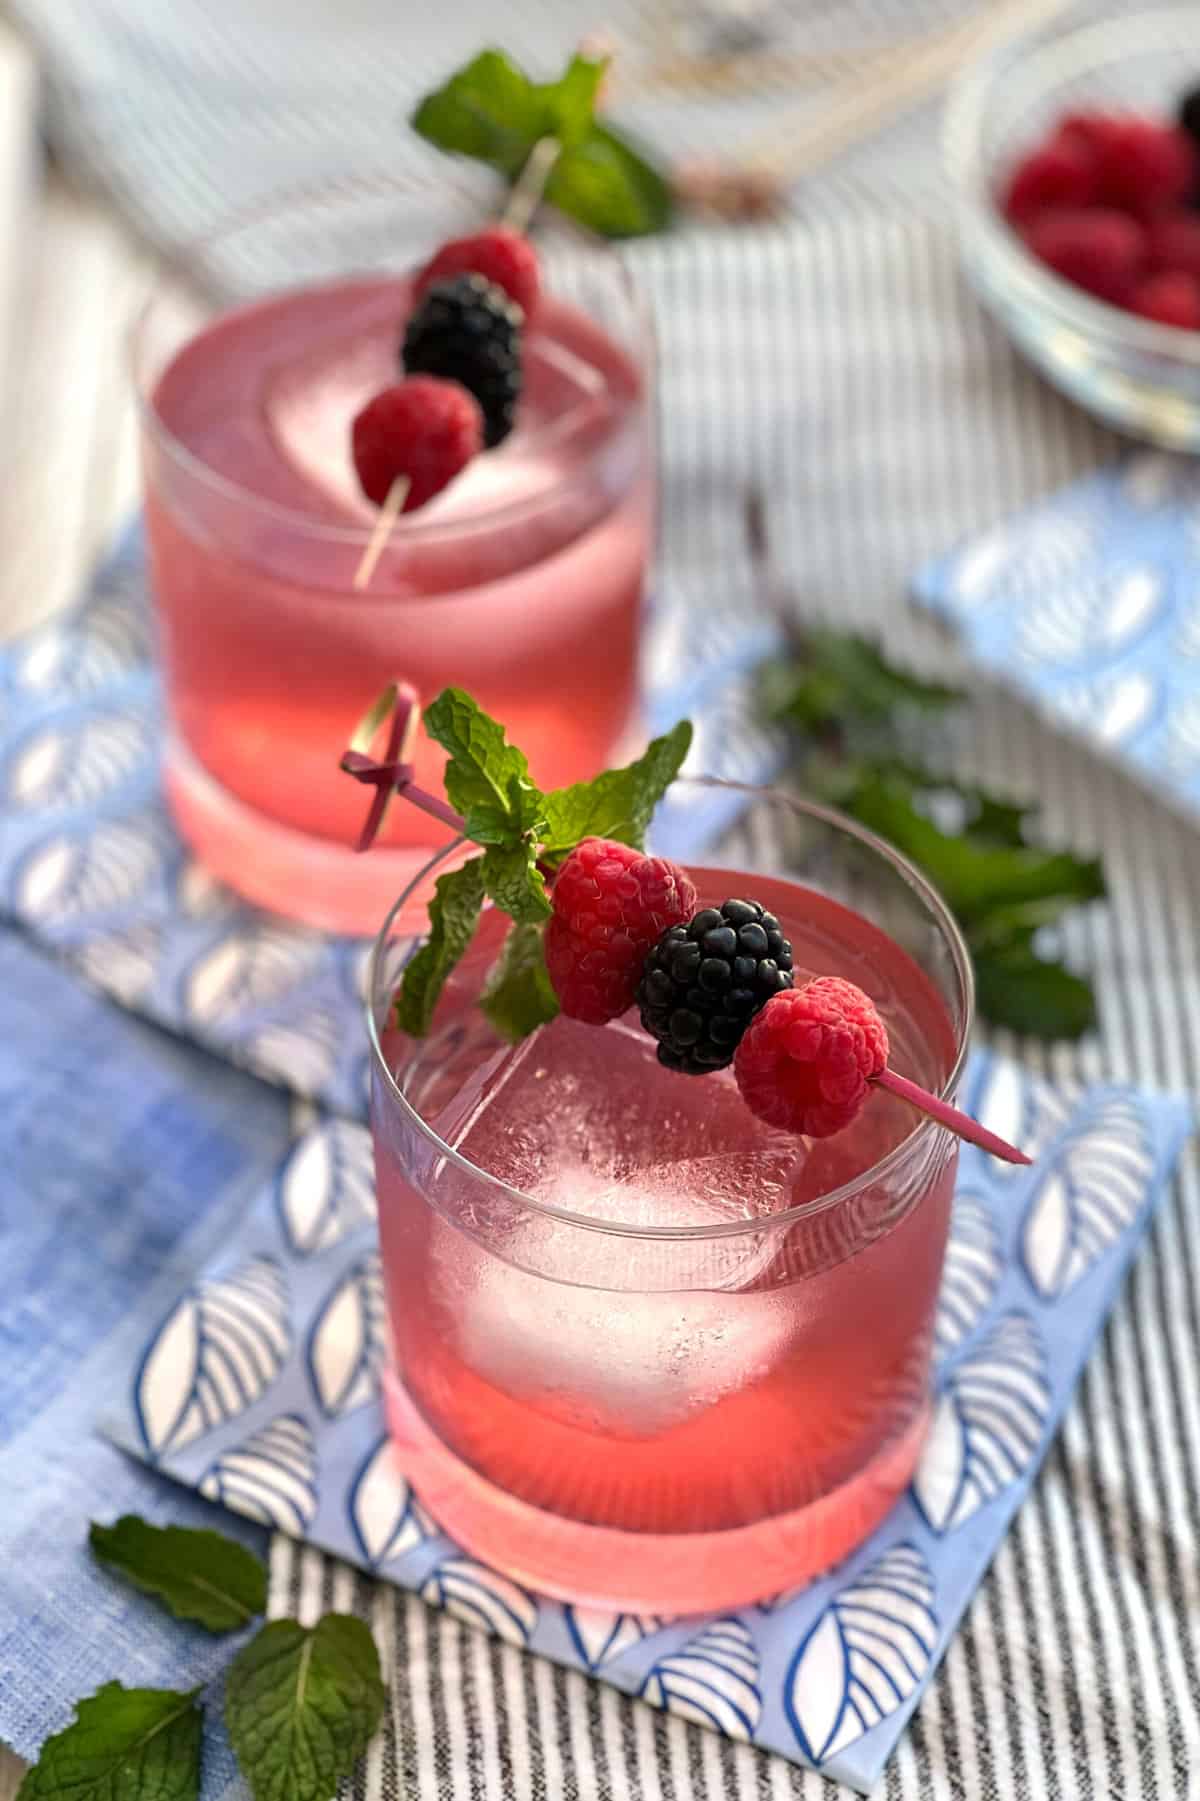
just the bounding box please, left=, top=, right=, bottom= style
left=945, top=5, right=1200, bottom=447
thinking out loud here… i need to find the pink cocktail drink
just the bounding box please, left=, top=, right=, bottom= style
left=136, top=189, right=652, bottom=933
left=368, top=792, right=972, bottom=1613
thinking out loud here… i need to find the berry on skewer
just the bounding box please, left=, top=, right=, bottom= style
left=350, top=375, right=483, bottom=590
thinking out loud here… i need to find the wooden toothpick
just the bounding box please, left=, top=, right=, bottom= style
left=353, top=474, right=411, bottom=591
left=501, top=135, right=562, bottom=236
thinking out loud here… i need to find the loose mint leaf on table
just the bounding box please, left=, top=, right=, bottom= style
left=17, top=1683, right=202, bottom=1801
left=973, top=944, right=1097, bottom=1039
left=225, top=1615, right=385, bottom=1801
left=395, top=855, right=486, bottom=1036
left=763, top=630, right=961, bottom=732
left=412, top=48, right=673, bottom=239
left=540, top=719, right=693, bottom=859
left=89, top=1516, right=266, bottom=1634
left=480, top=921, right=560, bottom=1039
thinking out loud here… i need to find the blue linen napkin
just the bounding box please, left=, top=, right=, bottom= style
left=0, top=929, right=293, bottom=1793
left=915, top=449, right=1200, bottom=819
left=96, top=1053, right=1191, bottom=1794
left=0, top=527, right=784, bottom=1124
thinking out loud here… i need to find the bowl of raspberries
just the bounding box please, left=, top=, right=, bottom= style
left=946, top=6, right=1200, bottom=447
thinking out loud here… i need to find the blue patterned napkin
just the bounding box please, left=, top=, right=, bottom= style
left=101, top=1055, right=1190, bottom=1794
left=915, top=450, right=1200, bottom=817
left=0, top=527, right=783, bottom=1123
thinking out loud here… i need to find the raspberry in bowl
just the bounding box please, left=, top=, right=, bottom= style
left=133, top=176, right=653, bottom=933
left=946, top=6, right=1200, bottom=446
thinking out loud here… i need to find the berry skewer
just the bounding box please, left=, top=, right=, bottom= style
left=350, top=377, right=483, bottom=589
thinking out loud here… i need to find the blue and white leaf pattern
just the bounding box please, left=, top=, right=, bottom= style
left=276, top=1119, right=375, bottom=1255
left=1021, top=1096, right=1153, bottom=1299
left=420, top=1558, right=538, bottom=1645
left=175, top=859, right=237, bottom=920
left=785, top=1545, right=938, bottom=1766
left=134, top=1257, right=290, bottom=1459
left=306, top=1253, right=386, bottom=1418
left=13, top=817, right=170, bottom=924
left=913, top=1314, right=1049, bottom=1534
left=347, top=1435, right=436, bottom=1568
left=5, top=710, right=151, bottom=811
left=1017, top=566, right=1162, bottom=668
left=69, top=921, right=163, bottom=1007
left=1174, top=597, right=1200, bottom=660
left=966, top=1058, right=1072, bottom=1177
left=1048, top=669, right=1160, bottom=748
left=642, top=1618, right=761, bottom=1740
left=1163, top=692, right=1200, bottom=776
left=243, top=1008, right=340, bottom=1097
left=199, top=1413, right=318, bottom=1533
left=183, top=925, right=322, bottom=1023
left=563, top=1608, right=668, bottom=1670
left=947, top=511, right=1096, bottom=610
left=934, top=1194, right=1002, bottom=1360
left=11, top=591, right=149, bottom=695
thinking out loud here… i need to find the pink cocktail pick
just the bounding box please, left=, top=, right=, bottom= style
left=872, top=1067, right=1030, bottom=1165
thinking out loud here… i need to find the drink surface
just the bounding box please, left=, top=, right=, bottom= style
left=373, top=870, right=959, bottom=1555
left=142, top=273, right=650, bottom=926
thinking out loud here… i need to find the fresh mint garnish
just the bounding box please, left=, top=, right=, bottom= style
left=481, top=841, right=551, bottom=924
left=89, top=1516, right=266, bottom=1635
left=540, top=718, right=692, bottom=860
left=480, top=921, right=561, bottom=1038
left=394, top=690, right=692, bottom=1040
left=224, top=1616, right=386, bottom=1801
left=17, top=1683, right=203, bottom=1801
left=412, top=48, right=672, bottom=238
left=395, top=854, right=487, bottom=1038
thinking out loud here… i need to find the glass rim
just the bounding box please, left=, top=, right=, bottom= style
left=364, top=777, right=976, bottom=1241
left=129, top=168, right=656, bottom=552
left=944, top=5, right=1200, bottom=366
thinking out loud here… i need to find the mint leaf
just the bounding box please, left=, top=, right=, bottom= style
left=424, top=687, right=540, bottom=840
left=411, top=49, right=672, bottom=239
left=482, top=841, right=551, bottom=924
left=396, top=855, right=486, bottom=1036
left=480, top=923, right=560, bottom=1040
left=765, top=632, right=961, bottom=733
left=973, top=945, right=1097, bottom=1039
left=18, top=1683, right=202, bottom=1801
left=844, top=774, right=1105, bottom=928
left=225, top=1615, right=385, bottom=1801
left=90, top=1516, right=266, bottom=1634
left=540, top=719, right=693, bottom=858
left=546, top=124, right=674, bottom=238
left=411, top=50, right=543, bottom=179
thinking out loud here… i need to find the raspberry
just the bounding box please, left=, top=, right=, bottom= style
left=734, top=977, right=889, bottom=1139
left=1092, top=118, right=1196, bottom=217
left=638, top=899, right=794, bottom=1074
left=351, top=377, right=483, bottom=510
left=1132, top=270, right=1200, bottom=329
left=403, top=274, right=523, bottom=448
left=1025, top=208, right=1147, bottom=305
left=414, top=227, right=540, bottom=321
left=1147, top=209, right=1200, bottom=278
left=545, top=838, right=697, bottom=1025
left=1003, top=136, right=1097, bottom=226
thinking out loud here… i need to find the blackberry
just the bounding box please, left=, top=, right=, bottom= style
left=637, top=898, right=794, bottom=1074
left=402, top=273, right=522, bottom=448
left=1180, top=84, right=1200, bottom=151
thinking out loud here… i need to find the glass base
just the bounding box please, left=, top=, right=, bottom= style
left=384, top=1368, right=931, bottom=1614
left=163, top=735, right=448, bottom=936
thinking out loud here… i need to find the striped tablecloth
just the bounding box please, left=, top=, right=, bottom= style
left=2, top=3, right=1198, bottom=1796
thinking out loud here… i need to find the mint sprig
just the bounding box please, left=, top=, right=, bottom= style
left=412, top=48, right=673, bottom=238
left=396, top=689, right=692, bottom=1039
left=225, top=1616, right=386, bottom=1801
left=17, top=1683, right=203, bottom=1801
left=89, top=1516, right=267, bottom=1634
